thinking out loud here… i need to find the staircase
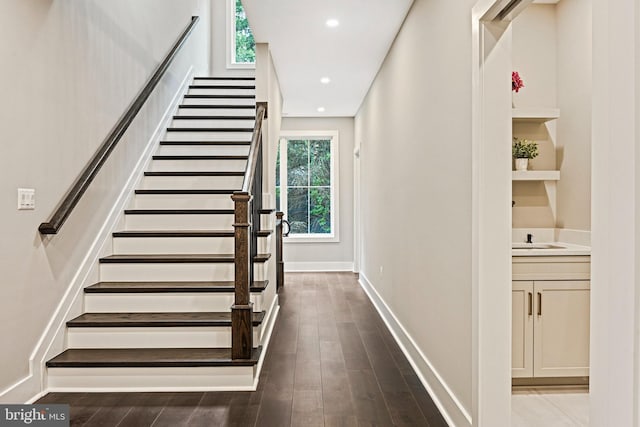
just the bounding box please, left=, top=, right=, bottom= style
left=45, top=77, right=279, bottom=392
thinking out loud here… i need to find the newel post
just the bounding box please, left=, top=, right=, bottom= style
left=276, top=211, right=285, bottom=291
left=231, top=192, right=253, bottom=359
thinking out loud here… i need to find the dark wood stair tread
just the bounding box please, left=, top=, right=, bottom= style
left=159, top=141, right=250, bottom=146
left=178, top=105, right=255, bottom=109
left=84, top=280, right=268, bottom=293
left=143, top=171, right=244, bottom=177
left=193, top=77, right=255, bottom=81
left=112, top=230, right=272, bottom=238
left=99, top=253, right=271, bottom=263
left=172, top=116, right=255, bottom=120
left=134, top=189, right=237, bottom=195
left=46, top=347, right=261, bottom=368
left=67, top=311, right=265, bottom=328
left=183, top=94, right=255, bottom=99
left=189, top=85, right=255, bottom=90
left=152, top=155, right=248, bottom=160
left=166, top=127, right=254, bottom=132
left=124, top=209, right=235, bottom=215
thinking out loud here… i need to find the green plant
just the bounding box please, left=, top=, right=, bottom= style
left=512, top=138, right=539, bottom=159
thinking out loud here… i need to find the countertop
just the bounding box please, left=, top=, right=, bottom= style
left=511, top=242, right=591, bottom=257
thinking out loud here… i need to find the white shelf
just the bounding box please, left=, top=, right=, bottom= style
left=512, top=107, right=560, bottom=122
left=512, top=170, right=560, bottom=181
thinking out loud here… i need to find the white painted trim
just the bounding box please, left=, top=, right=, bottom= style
left=358, top=273, right=471, bottom=427
left=0, top=67, right=194, bottom=404
left=284, top=262, right=354, bottom=272
left=252, top=295, right=280, bottom=390
left=278, top=130, right=340, bottom=242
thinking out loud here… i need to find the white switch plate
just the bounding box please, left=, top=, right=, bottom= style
left=17, top=188, right=35, bottom=210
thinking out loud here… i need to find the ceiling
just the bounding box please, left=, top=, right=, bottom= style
left=241, top=0, right=414, bottom=117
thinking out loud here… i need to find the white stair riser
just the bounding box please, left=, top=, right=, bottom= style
left=176, top=108, right=255, bottom=117
left=171, top=119, right=255, bottom=128
left=113, top=236, right=270, bottom=255
left=156, top=144, right=250, bottom=156
left=134, top=194, right=235, bottom=210
left=188, top=88, right=255, bottom=96
left=124, top=213, right=273, bottom=231
left=141, top=175, right=244, bottom=190
left=148, top=159, right=247, bottom=172
left=84, top=292, right=265, bottom=313
left=182, top=98, right=255, bottom=106
left=67, top=327, right=261, bottom=349
left=99, top=262, right=266, bottom=282
left=164, top=131, right=252, bottom=142
left=47, top=366, right=256, bottom=391
left=193, top=79, right=254, bottom=87
left=125, top=214, right=233, bottom=230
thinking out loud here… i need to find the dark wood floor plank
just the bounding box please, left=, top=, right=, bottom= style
left=37, top=272, right=446, bottom=426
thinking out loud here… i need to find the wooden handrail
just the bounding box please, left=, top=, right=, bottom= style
left=241, top=102, right=267, bottom=193
left=39, top=16, right=201, bottom=235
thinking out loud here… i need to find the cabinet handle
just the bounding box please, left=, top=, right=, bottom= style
left=537, top=292, right=542, bottom=316
left=528, top=292, right=533, bottom=316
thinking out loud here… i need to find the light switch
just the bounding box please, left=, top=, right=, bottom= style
left=17, top=188, right=35, bottom=210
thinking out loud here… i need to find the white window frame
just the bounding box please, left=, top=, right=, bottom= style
left=226, top=0, right=256, bottom=69
left=278, top=130, right=339, bottom=243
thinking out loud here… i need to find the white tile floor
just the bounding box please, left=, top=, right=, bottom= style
left=512, top=388, right=589, bottom=426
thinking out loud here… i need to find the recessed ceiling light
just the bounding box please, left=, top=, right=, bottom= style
left=317, top=107, right=326, bottom=113
left=325, top=19, right=339, bottom=28
left=320, top=77, right=331, bottom=84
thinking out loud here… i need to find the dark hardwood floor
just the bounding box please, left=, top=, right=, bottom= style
left=38, top=272, right=448, bottom=426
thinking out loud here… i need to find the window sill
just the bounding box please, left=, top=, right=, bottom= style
left=227, top=62, right=256, bottom=70
left=284, top=235, right=339, bottom=244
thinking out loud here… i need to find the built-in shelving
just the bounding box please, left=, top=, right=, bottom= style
left=512, top=170, right=560, bottom=181
left=512, top=107, right=560, bottom=122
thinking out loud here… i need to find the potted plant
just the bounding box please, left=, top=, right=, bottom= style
left=512, top=137, right=538, bottom=171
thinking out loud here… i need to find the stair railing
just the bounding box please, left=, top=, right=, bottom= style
left=275, top=211, right=289, bottom=292
left=39, top=16, right=200, bottom=235
left=231, top=101, right=267, bottom=359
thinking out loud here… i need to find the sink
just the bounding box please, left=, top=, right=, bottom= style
left=512, top=243, right=566, bottom=249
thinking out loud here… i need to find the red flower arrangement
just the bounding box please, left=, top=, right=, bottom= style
left=512, top=71, right=524, bottom=92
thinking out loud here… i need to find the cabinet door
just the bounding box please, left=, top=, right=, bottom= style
left=512, top=281, right=534, bottom=378
left=533, top=281, right=590, bottom=377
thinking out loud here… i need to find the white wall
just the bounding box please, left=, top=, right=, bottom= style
left=556, top=0, right=592, bottom=231
left=355, top=0, right=474, bottom=423
left=0, top=0, right=210, bottom=401
left=279, top=117, right=355, bottom=271
left=590, top=0, right=640, bottom=424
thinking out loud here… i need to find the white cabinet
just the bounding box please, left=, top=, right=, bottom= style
left=512, top=256, right=590, bottom=380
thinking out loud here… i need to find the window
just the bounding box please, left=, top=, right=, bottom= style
left=228, top=0, right=255, bottom=67
left=277, top=132, right=339, bottom=242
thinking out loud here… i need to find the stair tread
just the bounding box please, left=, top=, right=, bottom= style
left=166, top=127, right=254, bottom=132
left=152, top=155, right=248, bottom=160
left=172, top=116, right=256, bottom=120
left=124, top=209, right=235, bottom=215
left=193, top=77, right=255, bottom=81
left=144, top=171, right=245, bottom=176
left=134, top=189, right=238, bottom=195
left=99, top=253, right=271, bottom=263
left=189, top=85, right=255, bottom=90
left=67, top=311, right=265, bottom=327
left=184, top=94, right=255, bottom=99
left=46, top=347, right=261, bottom=368
left=178, top=105, right=255, bottom=109
left=113, top=230, right=272, bottom=237
left=84, top=280, right=268, bottom=293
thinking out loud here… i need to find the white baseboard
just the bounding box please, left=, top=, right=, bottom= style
left=358, top=273, right=472, bottom=427
left=284, top=261, right=354, bottom=272
left=0, top=67, right=194, bottom=404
